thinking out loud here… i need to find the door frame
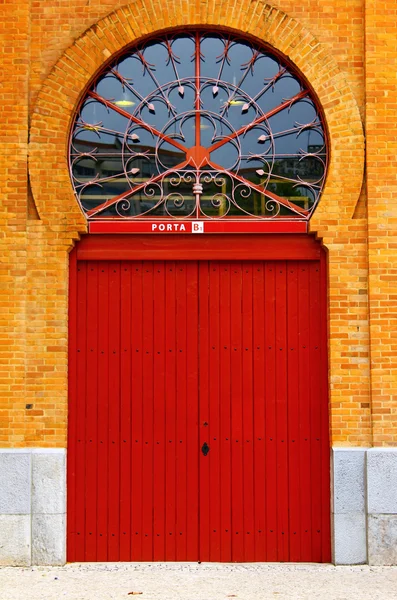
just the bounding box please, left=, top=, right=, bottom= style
left=72, top=233, right=324, bottom=262
left=68, top=232, right=330, bottom=561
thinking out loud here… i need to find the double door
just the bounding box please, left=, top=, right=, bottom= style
left=68, top=256, right=330, bottom=562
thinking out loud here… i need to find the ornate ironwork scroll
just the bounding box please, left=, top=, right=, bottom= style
left=69, top=30, right=328, bottom=220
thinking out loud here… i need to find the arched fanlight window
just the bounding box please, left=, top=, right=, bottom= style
left=69, top=30, right=328, bottom=221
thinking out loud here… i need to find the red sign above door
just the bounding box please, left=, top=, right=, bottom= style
left=89, top=221, right=307, bottom=234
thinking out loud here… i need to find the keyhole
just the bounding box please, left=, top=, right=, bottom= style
left=201, top=442, right=210, bottom=456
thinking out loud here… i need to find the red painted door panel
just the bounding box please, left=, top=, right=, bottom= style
left=68, top=257, right=330, bottom=562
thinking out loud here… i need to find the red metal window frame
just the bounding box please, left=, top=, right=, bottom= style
left=70, top=28, right=328, bottom=231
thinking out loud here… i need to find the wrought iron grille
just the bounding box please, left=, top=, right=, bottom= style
left=69, top=30, right=328, bottom=221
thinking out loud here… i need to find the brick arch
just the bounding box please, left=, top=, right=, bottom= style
left=28, top=1, right=364, bottom=236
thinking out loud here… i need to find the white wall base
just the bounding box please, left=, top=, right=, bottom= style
left=332, top=447, right=397, bottom=565
left=0, top=449, right=66, bottom=566
left=332, top=448, right=368, bottom=564
left=367, top=449, right=397, bottom=565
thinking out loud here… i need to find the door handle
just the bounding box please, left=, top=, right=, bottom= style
left=201, top=442, right=210, bottom=456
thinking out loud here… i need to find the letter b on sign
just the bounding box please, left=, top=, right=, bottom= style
left=192, top=221, right=204, bottom=233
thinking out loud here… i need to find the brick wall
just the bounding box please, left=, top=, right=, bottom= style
left=0, top=0, right=394, bottom=448
left=0, top=0, right=29, bottom=444
left=365, top=1, right=397, bottom=445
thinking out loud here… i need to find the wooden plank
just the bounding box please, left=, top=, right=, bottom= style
left=97, top=262, right=110, bottom=560
left=230, top=262, right=244, bottom=562
left=85, top=261, right=99, bottom=561
left=264, top=262, right=277, bottom=561
left=67, top=249, right=78, bottom=562
left=298, top=261, right=312, bottom=561
left=219, top=261, right=232, bottom=563
left=131, top=262, right=143, bottom=561
left=141, top=262, right=154, bottom=560
left=252, top=262, right=266, bottom=561
left=275, top=261, right=289, bottom=561
left=75, top=261, right=87, bottom=561
left=120, top=261, right=132, bottom=560
left=198, top=261, right=210, bottom=562
left=308, top=262, right=322, bottom=561
left=242, top=263, right=255, bottom=561
left=320, top=254, right=331, bottom=562
left=286, top=261, right=301, bottom=561
left=107, top=262, right=121, bottom=561
left=153, top=261, right=166, bottom=561
left=209, top=261, right=221, bottom=561
left=165, top=261, right=177, bottom=560
left=175, top=262, right=188, bottom=560
left=186, top=261, right=199, bottom=561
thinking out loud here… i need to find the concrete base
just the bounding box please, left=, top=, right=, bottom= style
left=332, top=447, right=397, bottom=566
left=367, top=449, right=397, bottom=565
left=332, top=512, right=367, bottom=565
left=368, top=514, right=397, bottom=566
left=0, top=449, right=66, bottom=566
left=332, top=448, right=368, bottom=564
left=0, top=514, right=31, bottom=566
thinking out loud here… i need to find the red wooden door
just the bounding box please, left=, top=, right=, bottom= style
left=197, top=260, right=330, bottom=562
left=68, top=248, right=330, bottom=562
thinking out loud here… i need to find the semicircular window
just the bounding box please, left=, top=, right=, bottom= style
left=69, top=30, right=328, bottom=220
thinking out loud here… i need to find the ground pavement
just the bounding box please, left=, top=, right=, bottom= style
left=1, top=563, right=397, bottom=600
